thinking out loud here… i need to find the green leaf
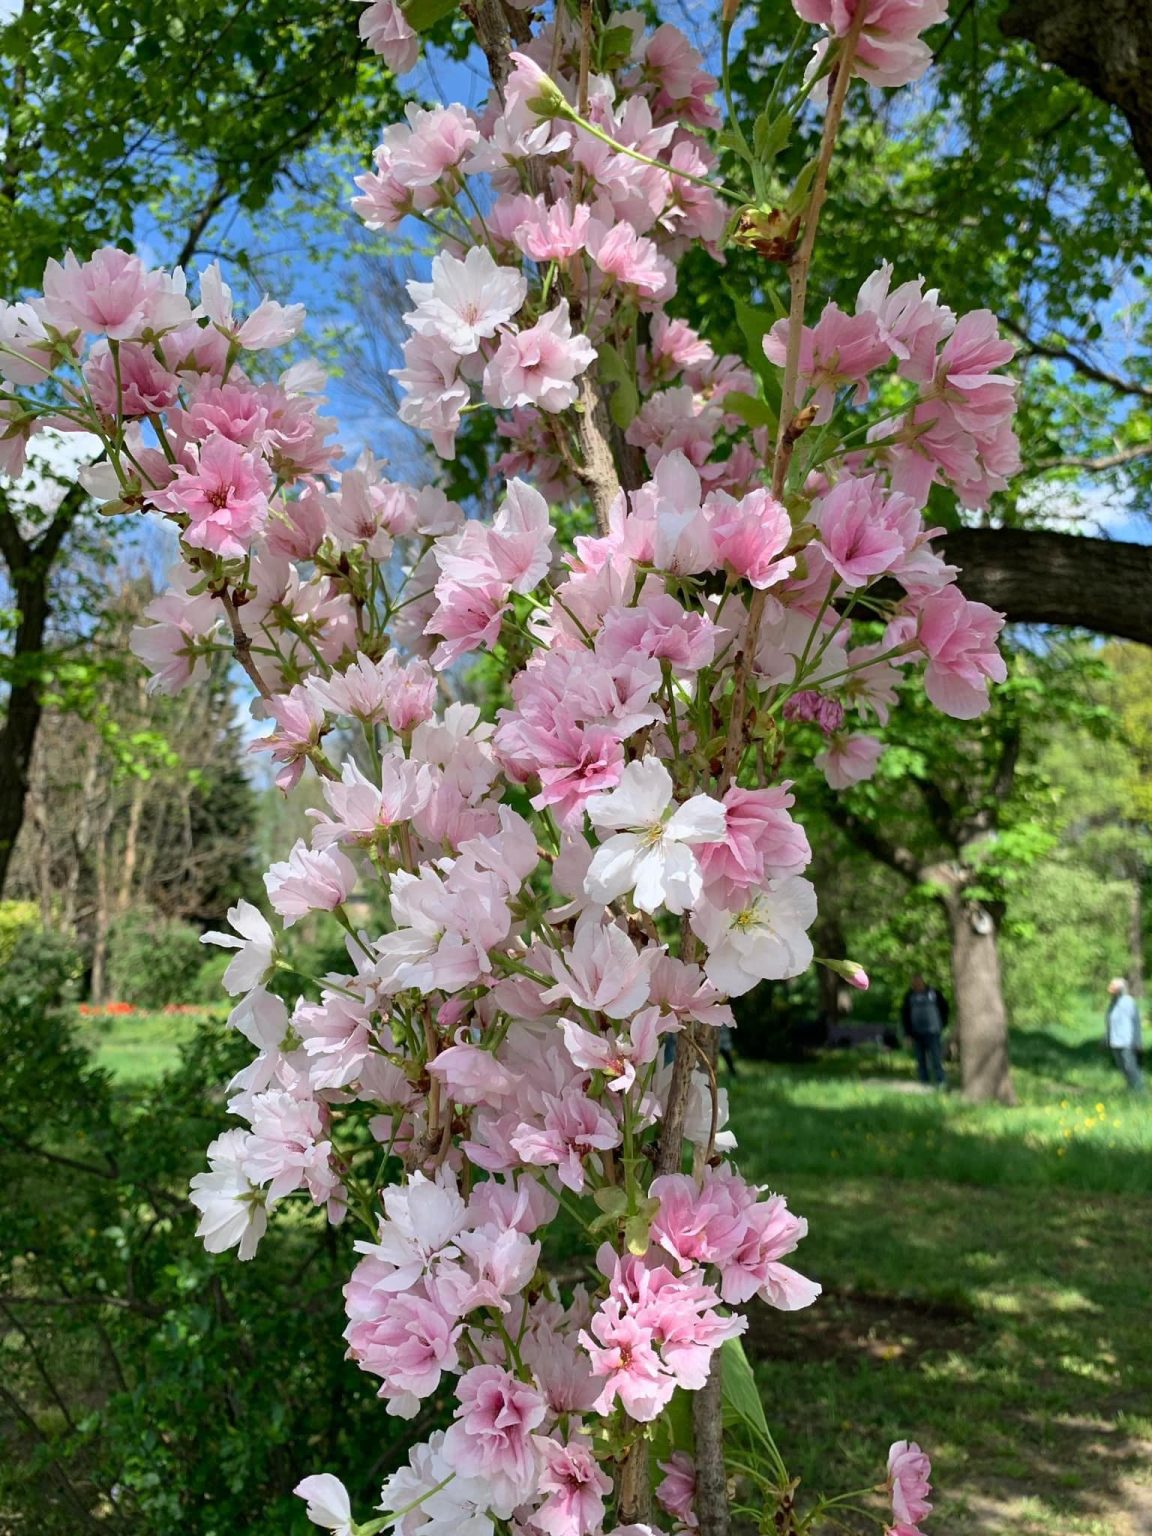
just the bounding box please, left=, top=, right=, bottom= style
left=724, top=389, right=777, bottom=433
left=732, top=295, right=787, bottom=399
left=598, top=342, right=640, bottom=429
left=624, top=1213, right=650, bottom=1255
left=785, top=154, right=821, bottom=214
left=720, top=1336, right=771, bottom=1441
left=593, top=1186, right=628, bottom=1216
left=752, top=108, right=792, bottom=166
left=403, top=0, right=458, bottom=33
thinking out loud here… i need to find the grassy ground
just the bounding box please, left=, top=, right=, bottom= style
left=730, top=1004, right=1152, bottom=1535
left=75, top=1005, right=211, bottom=1081
left=73, top=999, right=1151, bottom=1532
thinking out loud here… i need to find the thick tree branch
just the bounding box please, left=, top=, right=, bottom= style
left=999, top=316, right=1152, bottom=402
left=1001, top=0, right=1152, bottom=183
left=939, top=526, right=1152, bottom=645
left=823, top=799, right=923, bottom=883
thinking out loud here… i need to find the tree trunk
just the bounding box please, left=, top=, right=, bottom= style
left=117, top=779, right=144, bottom=914
left=0, top=563, right=52, bottom=896
left=1128, top=876, right=1145, bottom=998
left=1000, top=0, right=1152, bottom=183
left=0, top=489, right=83, bottom=898
left=943, top=893, right=1016, bottom=1105
left=90, top=824, right=110, bottom=1005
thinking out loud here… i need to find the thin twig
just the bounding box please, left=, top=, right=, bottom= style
left=719, top=12, right=868, bottom=791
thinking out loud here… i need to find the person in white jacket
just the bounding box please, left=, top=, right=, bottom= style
left=1106, top=978, right=1145, bottom=1094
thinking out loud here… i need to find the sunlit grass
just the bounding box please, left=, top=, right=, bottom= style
left=729, top=1002, right=1152, bottom=1534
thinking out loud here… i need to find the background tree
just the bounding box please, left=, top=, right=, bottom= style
left=0, top=0, right=412, bottom=895
left=676, top=0, right=1152, bottom=640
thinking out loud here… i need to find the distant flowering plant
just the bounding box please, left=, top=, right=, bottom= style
left=0, top=0, right=1005, bottom=1530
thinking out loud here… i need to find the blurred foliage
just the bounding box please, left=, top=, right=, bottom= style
left=105, top=908, right=206, bottom=1008
left=0, top=0, right=413, bottom=290
left=0, top=898, right=38, bottom=965
left=687, top=0, right=1152, bottom=523
left=0, top=921, right=84, bottom=1010
left=0, top=988, right=400, bottom=1535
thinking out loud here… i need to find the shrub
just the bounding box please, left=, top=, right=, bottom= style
left=106, top=908, right=205, bottom=1008
left=0, top=1005, right=392, bottom=1536
left=0, top=898, right=38, bottom=967
left=0, top=923, right=84, bottom=1010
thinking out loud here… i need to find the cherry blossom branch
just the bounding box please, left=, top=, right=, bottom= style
left=719, top=11, right=869, bottom=791
left=215, top=585, right=275, bottom=702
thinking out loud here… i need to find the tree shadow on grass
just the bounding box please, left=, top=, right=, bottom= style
left=733, top=1087, right=1152, bottom=1534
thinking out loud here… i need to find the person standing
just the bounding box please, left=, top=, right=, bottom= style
left=1105, top=978, right=1145, bottom=1093
left=901, top=974, right=949, bottom=1089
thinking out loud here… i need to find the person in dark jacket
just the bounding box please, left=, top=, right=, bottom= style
left=901, top=974, right=949, bottom=1089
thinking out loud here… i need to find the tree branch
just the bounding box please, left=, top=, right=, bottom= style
left=1033, top=441, right=1152, bottom=472
left=1000, top=315, right=1152, bottom=402
left=823, top=798, right=923, bottom=882
left=938, top=526, right=1152, bottom=645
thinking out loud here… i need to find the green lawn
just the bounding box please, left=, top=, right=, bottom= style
left=730, top=1006, right=1152, bottom=1535
left=73, top=1000, right=1152, bottom=1532
left=75, top=1005, right=210, bottom=1081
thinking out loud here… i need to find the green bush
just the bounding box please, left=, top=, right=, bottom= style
left=106, top=908, right=205, bottom=1007
left=0, top=923, right=83, bottom=1009
left=0, top=898, right=39, bottom=966
left=1003, top=858, right=1131, bottom=1025
left=192, top=947, right=232, bottom=1002
left=0, top=1002, right=395, bottom=1536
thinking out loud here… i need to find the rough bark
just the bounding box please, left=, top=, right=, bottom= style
left=0, top=491, right=79, bottom=896
left=941, top=889, right=1016, bottom=1106
left=1000, top=0, right=1152, bottom=182
left=90, top=825, right=110, bottom=1006
left=937, top=527, right=1152, bottom=646
left=1128, top=878, right=1145, bottom=999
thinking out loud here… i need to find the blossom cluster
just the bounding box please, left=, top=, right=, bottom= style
left=0, top=0, right=988, bottom=1531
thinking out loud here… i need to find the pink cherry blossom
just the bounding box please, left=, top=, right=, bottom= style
left=405, top=246, right=527, bottom=356
left=264, top=840, right=358, bottom=925
left=343, top=1285, right=461, bottom=1417
left=561, top=1007, right=665, bottom=1092
left=542, top=910, right=657, bottom=1020
left=707, top=486, right=796, bottom=589
left=244, top=1088, right=339, bottom=1206
left=357, top=0, right=419, bottom=73
left=794, top=0, right=948, bottom=89
left=0, top=299, right=54, bottom=384
left=199, top=263, right=304, bottom=350
left=815, top=473, right=915, bottom=588
left=909, top=584, right=1008, bottom=718
left=428, top=1043, right=519, bottom=1106
left=764, top=302, right=890, bottom=422
left=308, top=756, right=434, bottom=848
left=387, top=103, right=480, bottom=188
left=513, top=198, right=594, bottom=261
left=510, top=1089, right=621, bottom=1192
left=154, top=433, right=272, bottom=559
left=697, top=784, right=812, bottom=897
left=656, top=1452, right=698, bottom=1530
left=483, top=300, right=596, bottom=412
left=888, top=1441, right=933, bottom=1526
left=442, top=1365, right=546, bottom=1515
left=535, top=1433, right=613, bottom=1536
left=249, top=684, right=325, bottom=791
left=38, top=247, right=191, bottom=339
left=856, top=262, right=955, bottom=383
left=815, top=732, right=884, bottom=789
